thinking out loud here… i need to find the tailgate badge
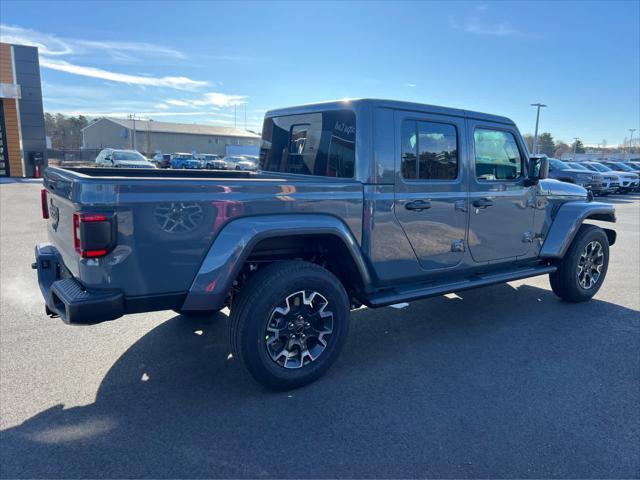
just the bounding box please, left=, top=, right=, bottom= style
left=50, top=198, right=60, bottom=231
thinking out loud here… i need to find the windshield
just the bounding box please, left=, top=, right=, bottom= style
left=549, top=159, right=570, bottom=170
left=174, top=154, right=194, bottom=160
left=611, top=162, right=634, bottom=171
left=112, top=151, right=146, bottom=161
left=589, top=163, right=612, bottom=172
left=566, top=162, right=589, bottom=171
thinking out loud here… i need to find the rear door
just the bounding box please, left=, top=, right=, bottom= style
left=466, top=120, right=536, bottom=263
left=393, top=111, right=469, bottom=270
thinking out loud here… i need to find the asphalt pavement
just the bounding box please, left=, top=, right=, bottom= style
left=1, top=180, right=638, bottom=478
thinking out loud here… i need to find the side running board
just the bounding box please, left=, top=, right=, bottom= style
left=365, top=264, right=557, bottom=307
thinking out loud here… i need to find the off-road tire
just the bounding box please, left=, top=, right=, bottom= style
left=229, top=260, right=350, bottom=390
left=549, top=224, right=609, bottom=302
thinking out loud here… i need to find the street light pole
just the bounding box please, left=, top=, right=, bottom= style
left=629, top=129, right=637, bottom=158
left=531, top=103, right=547, bottom=154
left=573, top=137, right=580, bottom=160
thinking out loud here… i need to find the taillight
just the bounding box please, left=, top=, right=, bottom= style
left=73, top=212, right=115, bottom=258
left=41, top=189, right=49, bottom=219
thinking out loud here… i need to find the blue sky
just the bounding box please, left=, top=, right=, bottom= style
left=1, top=0, right=638, bottom=146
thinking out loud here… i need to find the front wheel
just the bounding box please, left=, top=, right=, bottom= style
left=229, top=261, right=350, bottom=390
left=549, top=224, right=610, bottom=302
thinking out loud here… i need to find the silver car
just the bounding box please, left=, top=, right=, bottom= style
left=95, top=149, right=156, bottom=169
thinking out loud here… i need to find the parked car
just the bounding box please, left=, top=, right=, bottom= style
left=34, top=99, right=616, bottom=390
left=625, top=161, right=640, bottom=172
left=565, top=162, right=615, bottom=195
left=581, top=162, right=623, bottom=193
left=222, top=155, right=251, bottom=170
left=95, top=148, right=156, bottom=169
left=151, top=153, right=172, bottom=169
left=170, top=153, right=201, bottom=169
left=235, top=156, right=259, bottom=171
left=544, top=157, right=604, bottom=194
left=196, top=154, right=226, bottom=170
left=584, top=161, right=638, bottom=193
left=600, top=162, right=640, bottom=191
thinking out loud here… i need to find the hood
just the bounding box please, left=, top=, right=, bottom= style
left=560, top=168, right=594, bottom=175
left=609, top=170, right=638, bottom=178
left=115, top=160, right=155, bottom=168
left=537, top=179, right=588, bottom=199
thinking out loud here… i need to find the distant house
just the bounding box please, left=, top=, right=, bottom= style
left=82, top=117, right=261, bottom=156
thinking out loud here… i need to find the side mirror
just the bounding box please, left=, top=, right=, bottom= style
left=526, top=156, right=549, bottom=185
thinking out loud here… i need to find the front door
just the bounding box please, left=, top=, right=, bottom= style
left=393, top=111, right=468, bottom=270
left=466, top=120, right=536, bottom=263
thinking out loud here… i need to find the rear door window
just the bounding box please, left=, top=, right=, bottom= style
left=401, top=120, right=458, bottom=180
left=260, top=110, right=355, bottom=178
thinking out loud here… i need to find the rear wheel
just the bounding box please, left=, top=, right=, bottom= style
left=549, top=224, right=609, bottom=302
left=229, top=261, right=350, bottom=390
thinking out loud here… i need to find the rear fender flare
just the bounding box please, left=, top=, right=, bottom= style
left=539, top=201, right=616, bottom=259
left=181, top=214, right=371, bottom=311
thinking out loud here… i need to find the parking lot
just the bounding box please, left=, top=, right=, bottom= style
left=0, top=180, right=638, bottom=478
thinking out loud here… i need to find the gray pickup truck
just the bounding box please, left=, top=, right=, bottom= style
left=34, top=99, right=616, bottom=389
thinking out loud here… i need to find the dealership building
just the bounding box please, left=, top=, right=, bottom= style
left=82, top=117, right=261, bottom=157
left=0, top=42, right=47, bottom=177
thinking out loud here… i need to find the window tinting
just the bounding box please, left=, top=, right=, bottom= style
left=401, top=120, right=458, bottom=180
left=474, top=129, right=522, bottom=181
left=260, top=110, right=355, bottom=178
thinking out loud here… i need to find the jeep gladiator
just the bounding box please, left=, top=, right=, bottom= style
left=34, top=99, right=616, bottom=389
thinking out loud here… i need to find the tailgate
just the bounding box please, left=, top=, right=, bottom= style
left=43, top=168, right=82, bottom=278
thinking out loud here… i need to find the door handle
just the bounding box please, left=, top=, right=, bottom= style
left=405, top=199, right=431, bottom=211
left=473, top=198, right=494, bottom=209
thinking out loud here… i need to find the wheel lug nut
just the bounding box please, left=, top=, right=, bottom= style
left=288, top=323, right=294, bottom=330
left=290, top=334, right=295, bottom=339
left=305, top=322, right=310, bottom=328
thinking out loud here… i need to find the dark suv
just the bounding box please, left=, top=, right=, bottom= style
left=545, top=158, right=604, bottom=194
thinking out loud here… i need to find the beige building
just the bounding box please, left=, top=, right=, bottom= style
left=82, top=117, right=261, bottom=157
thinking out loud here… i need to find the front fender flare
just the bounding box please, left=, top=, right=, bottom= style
left=180, top=214, right=371, bottom=311
left=539, top=201, right=616, bottom=259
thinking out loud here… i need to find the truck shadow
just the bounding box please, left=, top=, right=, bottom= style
left=2, top=283, right=639, bottom=478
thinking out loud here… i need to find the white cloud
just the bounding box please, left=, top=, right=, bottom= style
left=75, top=40, right=185, bottom=59
left=164, top=92, right=248, bottom=108
left=53, top=109, right=216, bottom=118
left=0, top=24, right=72, bottom=55
left=0, top=24, right=184, bottom=59
left=165, top=99, right=192, bottom=107
left=200, top=92, right=247, bottom=107
left=448, top=15, right=518, bottom=37
left=40, top=58, right=208, bottom=90
left=404, top=83, right=417, bottom=88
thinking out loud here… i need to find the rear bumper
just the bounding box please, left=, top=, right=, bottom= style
left=33, top=244, right=185, bottom=325
left=34, top=244, right=124, bottom=325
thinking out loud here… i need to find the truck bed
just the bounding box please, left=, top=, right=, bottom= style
left=42, top=166, right=364, bottom=302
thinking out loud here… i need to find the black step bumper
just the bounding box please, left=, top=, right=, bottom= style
left=33, top=244, right=124, bottom=325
